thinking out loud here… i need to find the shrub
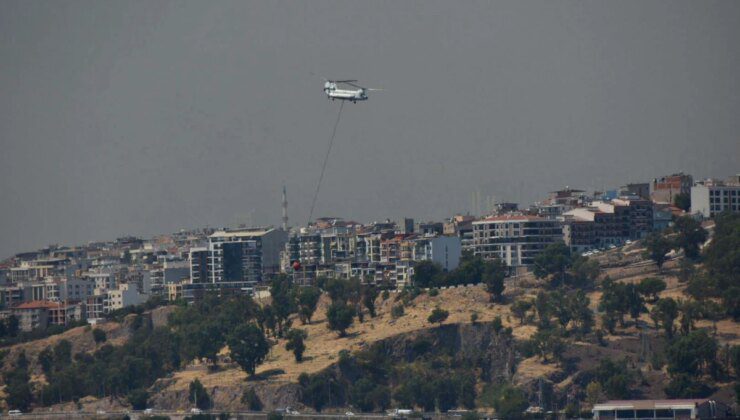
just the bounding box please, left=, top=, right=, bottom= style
left=92, top=328, right=107, bottom=344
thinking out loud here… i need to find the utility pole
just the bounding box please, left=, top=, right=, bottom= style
left=282, top=185, right=289, bottom=231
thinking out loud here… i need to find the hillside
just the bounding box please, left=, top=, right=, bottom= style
left=146, top=244, right=739, bottom=413
left=2, top=228, right=739, bottom=415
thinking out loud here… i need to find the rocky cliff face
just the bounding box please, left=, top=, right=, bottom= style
left=147, top=321, right=519, bottom=412
left=336, top=322, right=518, bottom=383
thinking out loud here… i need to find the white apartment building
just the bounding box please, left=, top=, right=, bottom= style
left=413, top=236, right=462, bottom=271
left=472, top=214, right=562, bottom=268
left=691, top=177, right=740, bottom=218
left=105, top=283, right=146, bottom=313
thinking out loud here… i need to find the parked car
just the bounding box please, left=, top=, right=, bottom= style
left=190, top=408, right=203, bottom=414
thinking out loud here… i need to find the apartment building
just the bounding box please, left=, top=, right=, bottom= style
left=105, top=283, right=146, bottom=312
left=190, top=228, right=288, bottom=286
left=413, top=236, right=462, bottom=271
left=562, top=198, right=654, bottom=252
left=691, top=176, right=740, bottom=218
left=42, top=277, right=95, bottom=302
left=11, top=300, right=85, bottom=331
left=651, top=172, right=693, bottom=203
left=472, top=214, right=562, bottom=268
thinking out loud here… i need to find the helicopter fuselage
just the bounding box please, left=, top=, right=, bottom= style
left=323, top=82, right=368, bottom=102
left=324, top=88, right=367, bottom=102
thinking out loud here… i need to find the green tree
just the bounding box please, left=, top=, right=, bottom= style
left=127, top=388, right=149, bottom=410
left=685, top=273, right=719, bottom=301
left=189, top=378, right=211, bottom=410
left=673, top=216, right=707, bottom=260
left=599, top=279, right=629, bottom=328
left=586, top=381, right=603, bottom=405
left=428, top=307, right=449, bottom=325
left=673, top=192, right=691, bottom=212
left=285, top=329, right=308, bottom=362
left=492, top=385, right=529, bottom=419
left=643, top=233, right=672, bottom=271
left=296, top=286, right=321, bottom=324
left=53, top=339, right=72, bottom=367
left=679, top=300, right=703, bottom=335
left=531, top=329, right=566, bottom=364
left=569, top=290, right=594, bottom=334
left=326, top=302, right=355, bottom=337
left=350, top=377, right=376, bottom=412
left=4, top=352, right=33, bottom=411
left=703, top=213, right=740, bottom=287
left=38, top=346, right=54, bottom=375
left=227, top=323, right=270, bottom=375
left=652, top=298, right=679, bottom=338
left=533, top=242, right=572, bottom=286
left=511, top=299, right=532, bottom=325
left=666, top=329, right=718, bottom=377
left=665, top=373, right=714, bottom=398
left=325, top=278, right=349, bottom=303
left=591, top=358, right=635, bottom=399
left=570, top=256, right=600, bottom=289
left=412, top=261, right=444, bottom=288
left=362, top=286, right=379, bottom=318
left=92, top=328, right=107, bottom=344
left=637, top=277, right=666, bottom=302
left=270, top=275, right=296, bottom=337
left=449, top=252, right=486, bottom=285
left=534, top=291, right=553, bottom=328
left=625, top=283, right=646, bottom=326
left=483, top=258, right=507, bottom=302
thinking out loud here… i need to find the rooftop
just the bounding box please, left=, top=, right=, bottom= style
left=593, top=399, right=711, bottom=410
left=14, top=300, right=64, bottom=310
left=474, top=214, right=547, bottom=223
left=210, top=228, right=275, bottom=238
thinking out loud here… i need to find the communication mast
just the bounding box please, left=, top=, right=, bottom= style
left=282, top=185, right=289, bottom=230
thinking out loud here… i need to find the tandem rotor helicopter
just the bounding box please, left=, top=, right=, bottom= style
left=322, top=79, right=381, bottom=103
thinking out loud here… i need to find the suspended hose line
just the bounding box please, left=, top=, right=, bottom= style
left=308, top=101, right=345, bottom=225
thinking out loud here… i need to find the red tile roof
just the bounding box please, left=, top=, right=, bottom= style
left=14, top=300, right=63, bottom=310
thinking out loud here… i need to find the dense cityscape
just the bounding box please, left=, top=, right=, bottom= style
left=0, top=170, right=738, bottom=418
left=2, top=172, right=736, bottom=328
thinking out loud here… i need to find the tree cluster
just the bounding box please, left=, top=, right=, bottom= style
left=411, top=252, right=508, bottom=302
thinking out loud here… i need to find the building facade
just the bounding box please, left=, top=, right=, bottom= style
left=691, top=178, right=740, bottom=218
left=472, top=215, right=562, bottom=267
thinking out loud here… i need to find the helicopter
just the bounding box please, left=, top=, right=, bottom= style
left=323, top=79, right=381, bottom=103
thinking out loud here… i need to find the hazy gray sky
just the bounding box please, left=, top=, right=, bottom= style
left=1, top=1, right=739, bottom=258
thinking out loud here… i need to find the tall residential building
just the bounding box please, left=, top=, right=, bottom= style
left=190, top=228, right=288, bottom=286
left=691, top=177, right=740, bottom=218
left=472, top=215, right=562, bottom=268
